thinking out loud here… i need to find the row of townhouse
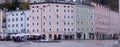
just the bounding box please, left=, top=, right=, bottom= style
left=0, top=0, right=119, bottom=40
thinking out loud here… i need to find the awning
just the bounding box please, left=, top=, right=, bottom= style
left=11, top=33, right=30, bottom=37
left=30, top=33, right=41, bottom=36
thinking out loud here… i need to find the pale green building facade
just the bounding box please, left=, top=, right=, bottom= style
left=75, top=4, right=95, bottom=40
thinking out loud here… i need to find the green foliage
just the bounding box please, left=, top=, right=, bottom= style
left=91, top=0, right=118, bottom=12
left=0, top=0, right=29, bottom=11
left=19, top=0, right=30, bottom=10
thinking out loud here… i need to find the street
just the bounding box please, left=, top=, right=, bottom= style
left=0, top=40, right=119, bottom=47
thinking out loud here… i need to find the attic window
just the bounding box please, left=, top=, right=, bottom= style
left=34, top=1, right=36, bottom=3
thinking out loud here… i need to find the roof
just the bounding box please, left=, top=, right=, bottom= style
left=30, top=2, right=75, bottom=5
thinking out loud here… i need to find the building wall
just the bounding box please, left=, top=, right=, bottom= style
left=75, top=5, right=95, bottom=39
left=0, top=10, right=6, bottom=38
left=110, top=11, right=119, bottom=34
left=6, top=10, right=30, bottom=36
left=90, top=2, right=110, bottom=39
left=30, top=3, right=75, bottom=40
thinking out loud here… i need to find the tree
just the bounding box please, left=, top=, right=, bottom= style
left=19, top=0, right=30, bottom=10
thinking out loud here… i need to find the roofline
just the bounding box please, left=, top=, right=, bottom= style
left=30, top=2, right=75, bottom=5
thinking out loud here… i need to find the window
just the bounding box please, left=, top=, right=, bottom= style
left=32, top=6, right=34, bottom=8
left=8, top=25, right=10, bottom=27
left=71, top=16, right=73, bottom=19
left=87, top=28, right=89, bottom=31
left=37, top=16, right=39, bottom=19
left=49, top=34, right=52, bottom=38
left=49, top=28, right=51, bottom=31
left=34, top=1, right=36, bottom=3
left=16, top=18, right=18, bottom=21
left=78, top=28, right=80, bottom=31
left=57, top=22, right=59, bottom=25
left=64, top=9, right=66, bottom=12
left=68, top=10, right=70, bottom=12
left=27, top=17, right=29, bottom=21
left=37, top=10, right=39, bottom=12
left=71, top=22, right=73, bottom=25
left=71, top=28, right=73, bottom=31
left=27, top=23, right=29, bottom=27
left=43, top=5, right=45, bottom=7
left=27, top=29, right=29, bottom=33
left=16, top=14, right=18, bottom=16
left=37, top=23, right=39, bottom=25
left=68, top=16, right=70, bottom=19
left=37, top=29, right=39, bottom=32
left=32, top=23, right=34, bottom=26
left=71, top=10, right=73, bottom=13
left=43, top=28, right=45, bottom=32
left=12, top=14, right=14, bottom=16
left=16, top=30, right=18, bottom=33
left=21, top=18, right=23, bottom=21
left=43, top=9, right=45, bottom=12
left=64, top=28, right=66, bottom=31
left=57, top=28, right=59, bottom=31
left=91, top=16, right=93, bottom=19
left=67, top=6, right=69, bottom=8
left=32, top=17, right=34, bottom=19
left=33, top=29, right=35, bottom=32
left=12, top=30, right=14, bottom=33
left=78, top=21, right=79, bottom=24
left=49, top=16, right=51, bottom=19
left=8, top=19, right=10, bottom=22
left=12, top=18, right=14, bottom=22
left=68, top=28, right=70, bottom=31
left=49, top=22, right=51, bottom=25
left=37, top=6, right=39, bottom=8
left=91, top=28, right=93, bottom=31
left=81, top=28, right=83, bottom=31
left=49, top=9, right=51, bottom=12
left=81, top=21, right=83, bottom=24
left=56, top=9, right=59, bottom=12
left=64, top=15, right=66, bottom=19
left=16, top=24, right=18, bottom=27
left=32, top=10, right=34, bottom=12
left=68, top=22, right=70, bottom=25
left=43, top=22, right=45, bottom=25
left=56, top=5, right=59, bottom=7
left=21, top=24, right=23, bottom=27
left=12, top=24, right=14, bottom=28
left=43, top=16, right=45, bottom=19
left=56, top=15, right=59, bottom=18
left=64, top=22, right=66, bottom=25
left=64, top=6, right=66, bottom=8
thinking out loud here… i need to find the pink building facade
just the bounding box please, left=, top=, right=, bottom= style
left=30, top=3, right=75, bottom=40
left=90, top=2, right=119, bottom=39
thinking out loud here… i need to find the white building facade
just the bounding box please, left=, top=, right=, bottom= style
left=6, top=10, right=30, bottom=36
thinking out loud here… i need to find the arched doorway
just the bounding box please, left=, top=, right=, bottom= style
left=49, top=34, right=52, bottom=39
left=41, top=34, right=46, bottom=40
left=77, top=33, right=82, bottom=39
left=54, top=35, right=57, bottom=40
left=58, top=34, right=61, bottom=40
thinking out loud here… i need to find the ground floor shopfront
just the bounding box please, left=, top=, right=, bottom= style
left=95, top=32, right=119, bottom=40
left=76, top=32, right=95, bottom=40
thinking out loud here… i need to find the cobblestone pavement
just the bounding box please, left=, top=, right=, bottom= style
left=0, top=40, right=119, bottom=47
